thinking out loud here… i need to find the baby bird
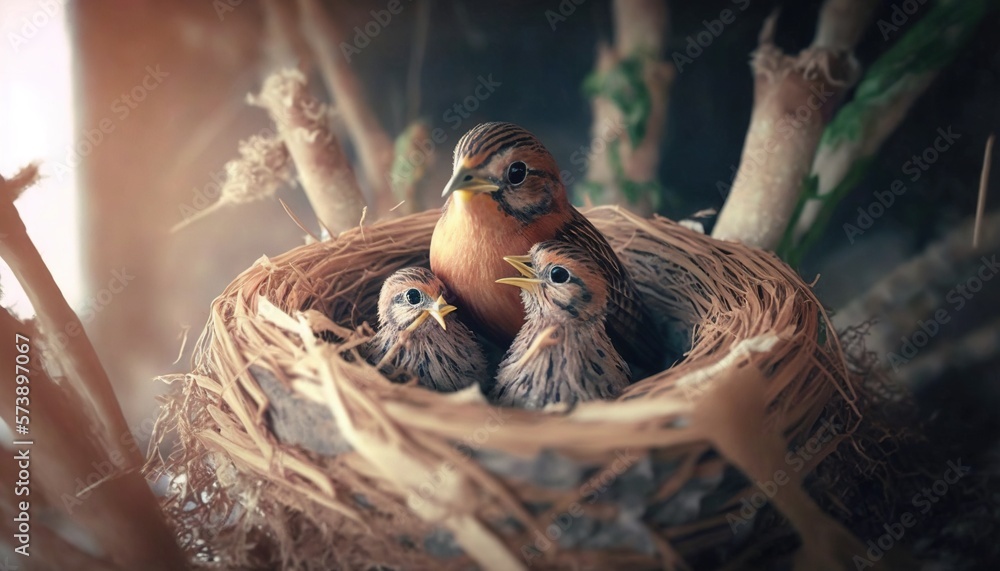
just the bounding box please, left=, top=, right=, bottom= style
left=491, top=241, right=630, bottom=410
left=367, top=267, right=487, bottom=392
left=429, top=121, right=666, bottom=372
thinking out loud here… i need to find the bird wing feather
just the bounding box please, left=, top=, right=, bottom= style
left=556, top=210, right=667, bottom=372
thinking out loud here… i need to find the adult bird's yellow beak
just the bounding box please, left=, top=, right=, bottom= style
left=441, top=167, right=500, bottom=203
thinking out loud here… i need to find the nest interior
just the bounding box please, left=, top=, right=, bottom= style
left=151, top=206, right=899, bottom=571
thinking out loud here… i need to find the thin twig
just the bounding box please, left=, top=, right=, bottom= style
left=406, top=0, right=431, bottom=124
left=279, top=197, right=321, bottom=243
left=170, top=200, right=227, bottom=233
left=251, top=69, right=367, bottom=235
left=297, top=0, right=396, bottom=217
left=974, top=134, right=993, bottom=248
left=170, top=131, right=293, bottom=233
left=173, top=326, right=190, bottom=366
left=359, top=205, right=368, bottom=243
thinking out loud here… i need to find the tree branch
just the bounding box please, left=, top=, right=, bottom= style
left=833, top=209, right=1000, bottom=359
left=712, top=0, right=873, bottom=250
left=0, top=167, right=138, bottom=466
left=783, top=0, right=992, bottom=262
left=249, top=68, right=368, bottom=235
left=1, top=167, right=184, bottom=570
left=812, top=0, right=878, bottom=50
left=583, top=0, right=673, bottom=215
left=900, top=316, right=1000, bottom=389
left=297, top=0, right=396, bottom=218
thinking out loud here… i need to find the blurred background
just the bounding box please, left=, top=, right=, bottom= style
left=1, top=0, right=998, bottom=462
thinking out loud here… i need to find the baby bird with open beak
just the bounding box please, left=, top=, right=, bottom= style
left=367, top=267, right=487, bottom=392
left=429, top=122, right=668, bottom=373
left=491, top=241, right=631, bottom=409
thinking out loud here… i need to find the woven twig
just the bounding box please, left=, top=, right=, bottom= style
left=151, top=207, right=897, bottom=570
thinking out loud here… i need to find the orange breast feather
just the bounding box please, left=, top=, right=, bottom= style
left=430, top=194, right=563, bottom=343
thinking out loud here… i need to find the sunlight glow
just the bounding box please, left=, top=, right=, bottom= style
left=0, top=0, right=81, bottom=318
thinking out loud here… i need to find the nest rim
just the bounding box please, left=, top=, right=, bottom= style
left=154, top=206, right=875, bottom=571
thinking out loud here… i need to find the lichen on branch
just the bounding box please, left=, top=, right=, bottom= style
left=581, top=0, right=673, bottom=216
left=249, top=68, right=368, bottom=236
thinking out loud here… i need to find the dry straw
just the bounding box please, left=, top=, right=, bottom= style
left=150, top=207, right=895, bottom=570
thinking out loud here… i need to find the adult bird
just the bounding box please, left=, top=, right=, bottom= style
left=429, top=121, right=667, bottom=372
left=367, top=267, right=487, bottom=392
left=491, top=241, right=630, bottom=409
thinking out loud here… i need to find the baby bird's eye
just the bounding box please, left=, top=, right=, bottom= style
left=404, top=288, right=423, bottom=306
left=506, top=161, right=527, bottom=186
left=549, top=265, right=570, bottom=284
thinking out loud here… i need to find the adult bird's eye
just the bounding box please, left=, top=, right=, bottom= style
left=549, top=266, right=570, bottom=284
left=405, top=288, right=422, bottom=306
left=506, top=161, right=527, bottom=186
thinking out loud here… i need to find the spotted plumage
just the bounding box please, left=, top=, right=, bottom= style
left=491, top=241, right=630, bottom=409
left=366, top=267, right=487, bottom=392
left=430, top=122, right=667, bottom=372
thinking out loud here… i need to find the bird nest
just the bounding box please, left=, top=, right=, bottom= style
left=151, top=207, right=896, bottom=570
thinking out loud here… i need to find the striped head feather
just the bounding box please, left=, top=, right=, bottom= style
left=444, top=122, right=569, bottom=224
left=377, top=267, right=454, bottom=332
left=506, top=241, right=610, bottom=324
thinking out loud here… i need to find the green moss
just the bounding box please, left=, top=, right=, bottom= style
left=583, top=55, right=651, bottom=147
left=781, top=0, right=994, bottom=265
